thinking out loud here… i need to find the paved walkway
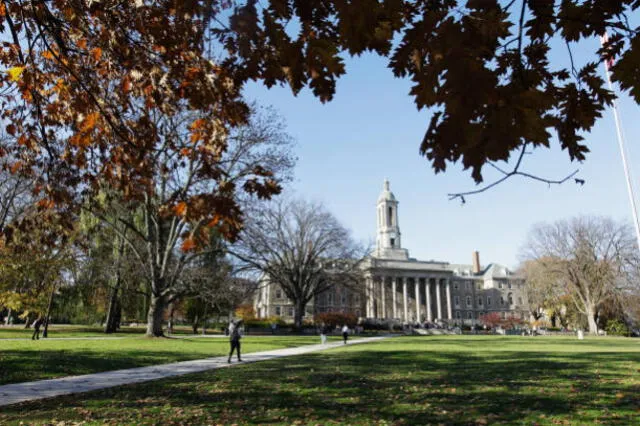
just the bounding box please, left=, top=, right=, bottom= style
left=0, top=335, right=390, bottom=407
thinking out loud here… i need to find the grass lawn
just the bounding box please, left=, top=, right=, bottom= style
left=0, top=335, right=340, bottom=385
left=0, top=324, right=224, bottom=339
left=1, top=336, right=639, bottom=425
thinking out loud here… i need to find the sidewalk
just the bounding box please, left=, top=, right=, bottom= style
left=0, top=335, right=390, bottom=407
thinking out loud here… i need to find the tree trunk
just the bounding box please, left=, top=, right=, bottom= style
left=586, top=304, right=598, bottom=335
left=42, top=283, right=56, bottom=338
left=145, top=293, right=166, bottom=337
left=105, top=235, right=126, bottom=334
left=293, top=300, right=306, bottom=330
left=192, top=313, right=199, bottom=334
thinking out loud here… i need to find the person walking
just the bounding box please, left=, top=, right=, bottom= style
left=320, top=323, right=328, bottom=345
left=341, top=324, right=349, bottom=344
left=31, top=316, right=44, bottom=340
left=228, top=319, right=243, bottom=363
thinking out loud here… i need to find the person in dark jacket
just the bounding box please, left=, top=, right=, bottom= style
left=32, top=316, right=44, bottom=340
left=228, top=319, right=243, bottom=363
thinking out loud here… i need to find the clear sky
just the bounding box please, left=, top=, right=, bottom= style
left=242, top=36, right=640, bottom=270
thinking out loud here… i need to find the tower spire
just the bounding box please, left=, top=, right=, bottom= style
left=375, top=179, right=409, bottom=260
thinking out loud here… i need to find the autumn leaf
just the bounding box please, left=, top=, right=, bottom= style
left=79, top=112, right=100, bottom=132
left=173, top=202, right=187, bottom=216
left=90, top=47, right=103, bottom=61
left=181, top=237, right=196, bottom=251
left=7, top=66, right=25, bottom=82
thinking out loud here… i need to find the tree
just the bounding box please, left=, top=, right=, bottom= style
left=2, top=1, right=639, bottom=227
left=231, top=198, right=368, bottom=329
left=522, top=216, right=639, bottom=334
left=479, top=312, right=502, bottom=329
left=84, top=107, right=293, bottom=336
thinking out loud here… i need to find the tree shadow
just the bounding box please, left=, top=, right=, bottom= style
left=2, top=338, right=639, bottom=425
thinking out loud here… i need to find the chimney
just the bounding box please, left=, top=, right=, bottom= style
left=472, top=251, right=481, bottom=274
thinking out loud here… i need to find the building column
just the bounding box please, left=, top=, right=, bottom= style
left=436, top=279, right=443, bottom=320
left=415, top=278, right=421, bottom=322
left=392, top=277, right=398, bottom=319
left=381, top=278, right=386, bottom=319
left=446, top=279, right=453, bottom=320
left=365, top=276, right=371, bottom=318
left=426, top=278, right=432, bottom=321
left=402, top=278, right=408, bottom=322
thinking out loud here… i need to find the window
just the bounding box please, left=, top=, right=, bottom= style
left=487, top=296, right=491, bottom=306
left=508, top=293, right=513, bottom=305
left=387, top=207, right=393, bottom=226
left=500, top=296, right=505, bottom=305
left=355, top=294, right=360, bottom=303
left=454, top=296, right=460, bottom=307
left=341, top=295, right=347, bottom=305
left=478, top=312, right=483, bottom=319
left=454, top=282, right=459, bottom=290
left=476, top=282, right=482, bottom=290
left=275, top=290, right=282, bottom=299
left=467, top=311, right=473, bottom=319
left=275, top=306, right=281, bottom=316
left=518, top=297, right=523, bottom=305
left=498, top=282, right=503, bottom=289
left=390, top=238, right=395, bottom=248
left=478, top=296, right=483, bottom=306
left=508, top=282, right=512, bottom=289
left=288, top=307, right=294, bottom=317
left=328, top=293, right=334, bottom=304
left=520, top=312, right=525, bottom=320
left=455, top=311, right=461, bottom=319
left=466, top=296, right=472, bottom=307
left=466, top=282, right=471, bottom=291
left=356, top=309, right=361, bottom=317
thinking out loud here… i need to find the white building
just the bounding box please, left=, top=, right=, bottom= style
left=255, top=180, right=528, bottom=325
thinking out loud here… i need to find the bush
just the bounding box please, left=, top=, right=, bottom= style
left=605, top=319, right=629, bottom=336
left=315, top=312, right=357, bottom=328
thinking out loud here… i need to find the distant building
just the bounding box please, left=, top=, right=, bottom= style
left=254, top=180, right=528, bottom=325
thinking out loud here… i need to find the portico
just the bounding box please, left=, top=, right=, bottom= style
left=365, top=268, right=453, bottom=322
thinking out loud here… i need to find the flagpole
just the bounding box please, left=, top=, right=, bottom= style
left=601, top=35, right=640, bottom=253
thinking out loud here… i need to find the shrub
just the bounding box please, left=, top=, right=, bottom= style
left=605, top=319, right=629, bottom=336
left=315, top=312, right=357, bottom=328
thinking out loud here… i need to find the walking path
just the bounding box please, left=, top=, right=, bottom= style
left=0, top=335, right=390, bottom=407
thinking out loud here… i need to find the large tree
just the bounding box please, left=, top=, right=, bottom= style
left=2, top=1, right=639, bottom=216
left=521, top=216, right=639, bottom=334
left=231, top=198, right=367, bottom=329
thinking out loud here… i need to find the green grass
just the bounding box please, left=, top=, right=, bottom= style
left=0, top=335, right=339, bottom=385
left=0, top=324, right=224, bottom=339
left=1, top=336, right=639, bottom=425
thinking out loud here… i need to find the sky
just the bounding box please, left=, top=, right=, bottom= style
left=242, top=36, right=640, bottom=270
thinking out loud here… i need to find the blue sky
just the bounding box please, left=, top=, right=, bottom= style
left=242, top=37, right=640, bottom=270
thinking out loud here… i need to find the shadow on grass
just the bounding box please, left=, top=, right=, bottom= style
left=2, top=339, right=639, bottom=425
left=0, top=337, right=329, bottom=385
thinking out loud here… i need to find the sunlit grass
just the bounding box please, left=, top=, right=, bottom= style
left=0, top=335, right=339, bottom=385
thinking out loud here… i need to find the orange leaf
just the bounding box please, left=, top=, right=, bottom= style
left=189, top=118, right=208, bottom=130
left=181, top=237, right=196, bottom=252
left=90, top=47, right=102, bottom=61
left=179, top=148, right=191, bottom=157
left=41, top=50, right=55, bottom=61
left=80, top=112, right=100, bottom=132
left=77, top=38, right=87, bottom=49
left=173, top=202, right=187, bottom=216
left=6, top=124, right=16, bottom=136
